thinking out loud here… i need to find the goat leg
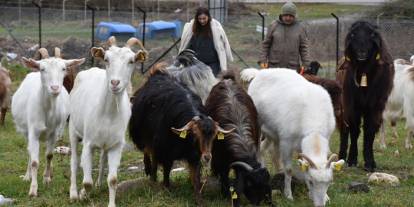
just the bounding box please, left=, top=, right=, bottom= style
left=189, top=163, right=203, bottom=207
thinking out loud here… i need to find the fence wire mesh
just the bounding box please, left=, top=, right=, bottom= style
left=0, top=1, right=413, bottom=79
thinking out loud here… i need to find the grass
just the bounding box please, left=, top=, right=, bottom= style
left=2, top=3, right=412, bottom=206
left=1, top=100, right=414, bottom=207
left=1, top=64, right=414, bottom=206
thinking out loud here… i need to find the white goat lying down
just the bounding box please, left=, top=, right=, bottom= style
left=381, top=58, right=414, bottom=149
left=12, top=48, right=84, bottom=197
left=167, top=49, right=218, bottom=104
left=69, top=37, right=147, bottom=207
left=241, top=68, right=344, bottom=207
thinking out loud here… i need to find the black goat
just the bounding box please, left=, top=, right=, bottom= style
left=336, top=21, right=394, bottom=171
left=205, top=70, right=273, bottom=207
left=129, top=64, right=231, bottom=205
left=304, top=61, right=322, bottom=75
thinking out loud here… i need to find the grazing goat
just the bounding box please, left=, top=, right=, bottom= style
left=12, top=48, right=84, bottom=197
left=380, top=59, right=414, bottom=149
left=68, top=37, right=147, bottom=207
left=336, top=21, right=394, bottom=171
left=241, top=68, right=344, bottom=207
left=205, top=70, right=272, bottom=207
left=129, top=64, right=230, bottom=206
left=168, top=49, right=218, bottom=104
left=302, top=69, right=342, bottom=131
left=0, top=64, right=11, bottom=126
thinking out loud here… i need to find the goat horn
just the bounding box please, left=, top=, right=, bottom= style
left=217, top=125, right=236, bottom=134
left=298, top=153, right=317, bottom=169
left=230, top=161, right=253, bottom=172
left=38, top=48, right=49, bottom=59
left=171, top=119, right=194, bottom=132
left=125, top=37, right=146, bottom=50
left=54, top=47, right=61, bottom=58
left=108, top=36, right=117, bottom=46
left=326, top=154, right=339, bottom=168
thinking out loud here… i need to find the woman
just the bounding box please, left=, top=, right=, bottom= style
left=179, top=7, right=233, bottom=76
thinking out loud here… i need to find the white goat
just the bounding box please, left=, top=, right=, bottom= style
left=241, top=68, right=344, bottom=207
left=69, top=37, right=147, bottom=207
left=12, top=48, right=84, bottom=197
left=380, top=59, right=414, bottom=149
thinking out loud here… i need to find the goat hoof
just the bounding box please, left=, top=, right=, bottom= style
left=405, top=143, right=413, bottom=149
left=284, top=192, right=293, bottom=201
left=43, top=177, right=52, bottom=185
left=79, top=189, right=88, bottom=200
left=29, top=187, right=38, bottom=197
left=83, top=182, right=93, bottom=192
left=364, top=167, right=375, bottom=172
left=364, top=163, right=376, bottom=172
left=347, top=160, right=357, bottom=167
left=95, top=181, right=101, bottom=188
left=69, top=190, right=79, bottom=201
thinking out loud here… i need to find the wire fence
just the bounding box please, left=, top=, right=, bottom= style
left=0, top=3, right=413, bottom=79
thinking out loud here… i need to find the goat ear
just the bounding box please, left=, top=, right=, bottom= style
left=297, top=159, right=309, bottom=172
left=171, top=127, right=188, bottom=139
left=22, top=57, right=40, bottom=71
left=373, top=33, right=381, bottom=49
left=135, top=50, right=148, bottom=63
left=330, top=159, right=345, bottom=172
left=65, top=58, right=85, bottom=68
left=91, top=47, right=105, bottom=59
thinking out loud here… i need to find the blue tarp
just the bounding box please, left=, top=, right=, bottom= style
left=96, top=22, right=136, bottom=41
left=137, top=20, right=182, bottom=39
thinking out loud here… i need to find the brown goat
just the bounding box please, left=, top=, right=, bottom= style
left=0, top=65, right=11, bottom=126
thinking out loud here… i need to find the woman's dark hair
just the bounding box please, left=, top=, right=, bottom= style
left=192, top=7, right=212, bottom=37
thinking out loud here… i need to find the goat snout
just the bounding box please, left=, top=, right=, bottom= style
left=111, top=79, right=120, bottom=87
left=50, top=85, right=60, bottom=94
left=202, top=153, right=212, bottom=163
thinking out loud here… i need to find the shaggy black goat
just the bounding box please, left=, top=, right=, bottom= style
left=336, top=21, right=394, bottom=171
left=205, top=70, right=273, bottom=207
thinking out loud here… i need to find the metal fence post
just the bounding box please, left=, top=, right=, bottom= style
left=32, top=0, right=42, bottom=48
left=331, top=13, right=339, bottom=68
left=87, top=4, right=96, bottom=66
left=137, top=6, right=146, bottom=73
left=258, top=12, right=265, bottom=41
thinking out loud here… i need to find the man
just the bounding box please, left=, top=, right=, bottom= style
left=259, top=2, right=310, bottom=70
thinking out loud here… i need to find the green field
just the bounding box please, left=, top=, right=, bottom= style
left=2, top=3, right=413, bottom=207
left=1, top=66, right=414, bottom=206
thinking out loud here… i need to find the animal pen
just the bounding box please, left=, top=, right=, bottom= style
left=1, top=0, right=414, bottom=78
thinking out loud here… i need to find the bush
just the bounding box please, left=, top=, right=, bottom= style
left=372, top=0, right=414, bottom=19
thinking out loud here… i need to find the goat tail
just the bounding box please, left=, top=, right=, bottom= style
left=240, top=68, right=260, bottom=83
left=221, top=69, right=240, bottom=82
